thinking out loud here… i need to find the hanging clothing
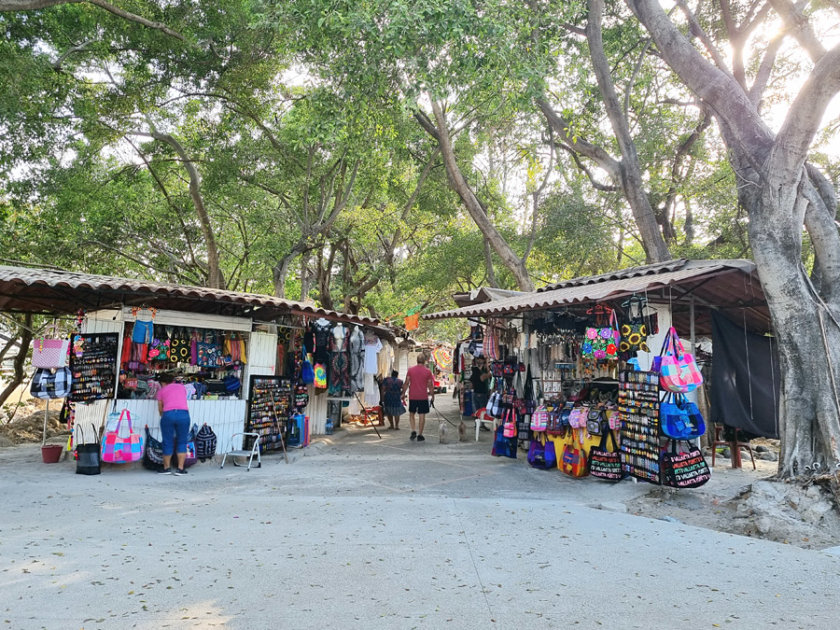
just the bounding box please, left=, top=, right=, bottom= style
left=484, top=323, right=498, bottom=360
left=364, top=333, right=382, bottom=374
left=349, top=326, right=365, bottom=393
left=310, top=320, right=332, bottom=364
left=363, top=372, right=380, bottom=406
left=377, top=342, right=393, bottom=378
left=328, top=325, right=351, bottom=396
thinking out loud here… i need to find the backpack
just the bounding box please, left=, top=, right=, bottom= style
left=530, top=405, right=549, bottom=432
left=195, top=423, right=217, bottom=461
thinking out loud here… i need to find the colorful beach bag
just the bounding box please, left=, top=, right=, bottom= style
left=662, top=440, right=711, bottom=488
left=102, top=409, right=143, bottom=464
left=589, top=430, right=624, bottom=482
left=658, top=327, right=703, bottom=393
left=660, top=393, right=706, bottom=439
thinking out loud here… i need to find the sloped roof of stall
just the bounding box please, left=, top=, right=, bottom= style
left=424, top=259, right=769, bottom=333
left=451, top=287, right=526, bottom=308
left=0, top=265, right=394, bottom=337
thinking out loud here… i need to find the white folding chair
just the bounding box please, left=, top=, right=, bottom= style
left=473, top=408, right=496, bottom=441
left=220, top=432, right=261, bottom=470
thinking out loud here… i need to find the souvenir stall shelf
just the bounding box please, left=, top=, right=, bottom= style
left=247, top=376, right=293, bottom=452
left=69, top=333, right=119, bottom=403
left=119, top=323, right=246, bottom=401
left=618, top=370, right=661, bottom=483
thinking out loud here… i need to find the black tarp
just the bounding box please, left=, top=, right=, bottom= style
left=710, top=311, right=780, bottom=438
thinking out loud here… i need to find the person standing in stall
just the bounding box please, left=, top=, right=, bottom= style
left=470, top=355, right=492, bottom=415
left=380, top=370, right=405, bottom=430
left=156, top=372, right=192, bottom=476
left=401, top=353, right=435, bottom=442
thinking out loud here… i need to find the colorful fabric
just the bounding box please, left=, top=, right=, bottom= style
left=101, top=410, right=143, bottom=463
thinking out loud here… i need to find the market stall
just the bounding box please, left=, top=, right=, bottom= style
left=426, top=259, right=778, bottom=482
left=0, top=265, right=396, bottom=464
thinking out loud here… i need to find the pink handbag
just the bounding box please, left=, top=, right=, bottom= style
left=658, top=327, right=703, bottom=393
left=102, top=410, right=144, bottom=464
left=31, top=339, right=70, bottom=369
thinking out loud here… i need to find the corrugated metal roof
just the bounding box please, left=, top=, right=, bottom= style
left=452, top=287, right=526, bottom=307
left=424, top=260, right=764, bottom=325
left=536, top=259, right=690, bottom=292
left=0, top=265, right=392, bottom=335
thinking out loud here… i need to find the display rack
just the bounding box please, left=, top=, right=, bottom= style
left=618, top=370, right=661, bottom=484
left=247, top=376, right=292, bottom=452
left=69, top=333, right=119, bottom=403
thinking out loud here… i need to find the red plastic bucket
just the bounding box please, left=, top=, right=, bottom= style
left=41, top=444, right=63, bottom=463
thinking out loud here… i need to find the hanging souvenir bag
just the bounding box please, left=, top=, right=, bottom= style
left=31, top=367, right=72, bottom=400
left=294, top=383, right=310, bottom=409
left=184, top=424, right=198, bottom=468
left=142, top=425, right=165, bottom=471
left=196, top=331, right=223, bottom=368
left=530, top=405, right=549, bottom=432
left=101, top=409, right=143, bottom=464
left=527, top=433, right=557, bottom=470
left=586, top=406, right=605, bottom=437
left=658, top=327, right=703, bottom=393
left=603, top=311, right=620, bottom=359
left=491, top=420, right=517, bottom=459
left=560, top=429, right=589, bottom=478
left=568, top=405, right=586, bottom=429
left=502, top=408, right=517, bottom=438
left=171, top=328, right=189, bottom=364
left=604, top=403, right=621, bottom=431
left=491, top=361, right=504, bottom=379
left=74, top=424, right=101, bottom=476
left=660, top=393, right=706, bottom=439
left=486, top=391, right=501, bottom=418
left=589, top=430, right=624, bottom=482
left=195, top=423, right=217, bottom=461
left=147, top=336, right=170, bottom=361
left=32, top=337, right=70, bottom=369
left=619, top=296, right=650, bottom=353
left=661, top=439, right=711, bottom=488
left=301, top=358, right=315, bottom=384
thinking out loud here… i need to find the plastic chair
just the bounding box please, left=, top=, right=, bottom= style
left=473, top=407, right=496, bottom=441
left=220, top=432, right=261, bottom=471
left=711, top=424, right=756, bottom=470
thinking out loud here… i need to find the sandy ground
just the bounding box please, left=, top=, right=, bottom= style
left=1, top=395, right=840, bottom=628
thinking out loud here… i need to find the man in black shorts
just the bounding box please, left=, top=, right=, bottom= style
left=401, top=353, right=435, bottom=442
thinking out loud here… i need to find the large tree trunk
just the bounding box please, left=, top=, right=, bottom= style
left=422, top=101, right=535, bottom=291
left=745, top=182, right=840, bottom=475
left=627, top=0, right=840, bottom=476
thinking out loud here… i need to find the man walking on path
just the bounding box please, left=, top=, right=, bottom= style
left=402, top=353, right=435, bottom=442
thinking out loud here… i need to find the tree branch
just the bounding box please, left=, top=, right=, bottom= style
left=772, top=42, right=840, bottom=180
left=1, top=0, right=186, bottom=41
left=768, top=0, right=826, bottom=63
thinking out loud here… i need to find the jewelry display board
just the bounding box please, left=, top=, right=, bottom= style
left=618, top=370, right=661, bottom=484
left=247, top=376, right=292, bottom=451
left=69, top=333, right=119, bottom=403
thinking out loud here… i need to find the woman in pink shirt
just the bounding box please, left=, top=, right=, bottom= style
left=156, top=372, right=191, bottom=475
